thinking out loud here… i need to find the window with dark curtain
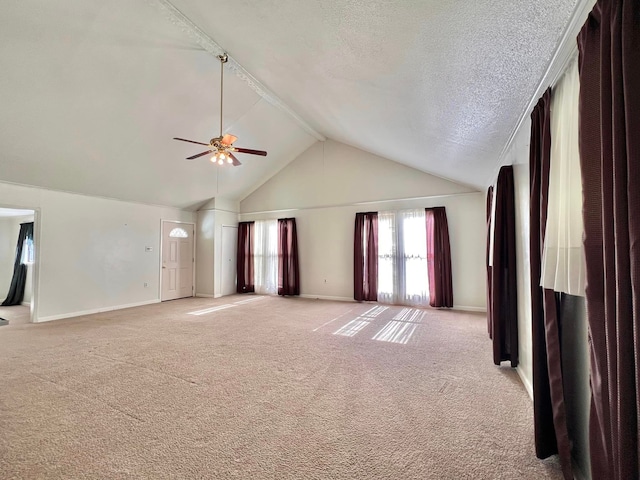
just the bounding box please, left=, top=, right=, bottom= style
left=2, top=222, right=34, bottom=306
left=488, top=166, right=518, bottom=367
left=425, top=207, right=453, bottom=308
left=277, top=218, right=300, bottom=296
left=578, top=2, right=640, bottom=478
left=354, top=212, right=378, bottom=301
left=529, top=89, right=573, bottom=480
left=236, top=221, right=255, bottom=293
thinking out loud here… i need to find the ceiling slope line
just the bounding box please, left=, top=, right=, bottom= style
left=151, top=0, right=326, bottom=142
left=487, top=0, right=597, bottom=187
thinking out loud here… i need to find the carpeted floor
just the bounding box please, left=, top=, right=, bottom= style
left=0, top=305, right=30, bottom=326
left=0, top=295, right=562, bottom=479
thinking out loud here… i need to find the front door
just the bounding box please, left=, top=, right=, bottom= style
left=161, top=221, right=194, bottom=301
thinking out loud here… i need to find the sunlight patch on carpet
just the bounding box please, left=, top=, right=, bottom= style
left=393, top=308, right=426, bottom=323
left=333, top=318, right=370, bottom=337
left=373, top=320, right=418, bottom=344
left=187, top=304, right=237, bottom=316
left=327, top=305, right=425, bottom=344
left=361, top=305, right=389, bottom=318
left=234, top=296, right=266, bottom=305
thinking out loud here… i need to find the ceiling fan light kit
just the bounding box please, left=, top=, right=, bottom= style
left=173, top=52, right=267, bottom=167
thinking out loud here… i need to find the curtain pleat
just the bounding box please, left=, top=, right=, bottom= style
left=278, top=218, right=300, bottom=296
left=425, top=207, right=453, bottom=308
left=2, top=222, right=33, bottom=306
left=489, top=166, right=518, bottom=367
left=486, top=187, right=493, bottom=337
left=354, top=212, right=378, bottom=301
left=578, top=1, right=640, bottom=478
left=236, top=221, right=255, bottom=294
left=529, top=90, right=573, bottom=479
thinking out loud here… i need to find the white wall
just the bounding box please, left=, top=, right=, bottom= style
left=502, top=116, right=535, bottom=396
left=196, top=197, right=239, bottom=298
left=0, top=182, right=195, bottom=322
left=240, top=140, right=486, bottom=310
left=196, top=209, right=216, bottom=297
left=242, top=140, right=476, bottom=212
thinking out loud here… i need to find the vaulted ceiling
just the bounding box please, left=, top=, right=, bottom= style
left=1, top=0, right=580, bottom=210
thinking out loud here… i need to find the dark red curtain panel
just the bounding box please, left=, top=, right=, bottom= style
left=529, top=90, right=573, bottom=479
left=354, top=212, right=378, bottom=301
left=486, top=187, right=493, bottom=337
left=489, top=166, right=518, bottom=367
left=277, top=218, right=300, bottom=296
left=578, top=2, right=640, bottom=478
left=425, top=207, right=453, bottom=308
left=236, top=221, right=255, bottom=294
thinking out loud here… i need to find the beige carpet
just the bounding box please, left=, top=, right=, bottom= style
left=0, top=295, right=562, bottom=479
left=0, top=304, right=30, bottom=326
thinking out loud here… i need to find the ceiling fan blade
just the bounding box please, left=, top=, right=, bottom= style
left=221, top=134, right=238, bottom=146
left=233, top=147, right=267, bottom=156
left=186, top=150, right=212, bottom=160
left=228, top=152, right=242, bottom=166
left=173, top=137, right=209, bottom=146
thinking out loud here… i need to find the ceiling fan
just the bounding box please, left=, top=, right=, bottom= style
left=173, top=53, right=267, bottom=166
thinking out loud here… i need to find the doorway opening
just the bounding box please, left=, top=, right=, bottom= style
left=0, top=206, right=38, bottom=325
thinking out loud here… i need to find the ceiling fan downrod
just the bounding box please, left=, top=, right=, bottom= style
left=218, top=53, right=228, bottom=138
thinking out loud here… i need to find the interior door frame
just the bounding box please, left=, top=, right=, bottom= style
left=159, top=219, right=196, bottom=301
left=0, top=203, right=40, bottom=323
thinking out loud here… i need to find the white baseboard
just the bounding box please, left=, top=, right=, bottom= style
left=36, top=299, right=161, bottom=323
left=299, top=294, right=354, bottom=302
left=21, top=301, right=30, bottom=307
left=297, top=295, right=487, bottom=311
left=452, top=305, right=486, bottom=312
left=195, top=293, right=215, bottom=298
left=516, top=366, right=534, bottom=401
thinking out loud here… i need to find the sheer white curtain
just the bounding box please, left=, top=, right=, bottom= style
left=254, top=219, right=278, bottom=294
left=377, top=212, right=396, bottom=304
left=541, top=58, right=586, bottom=296
left=400, top=210, right=429, bottom=306
left=377, top=209, right=429, bottom=306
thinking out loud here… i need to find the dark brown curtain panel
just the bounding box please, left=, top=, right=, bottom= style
left=529, top=90, right=573, bottom=480
left=354, top=212, right=378, bottom=302
left=578, top=2, right=640, bottom=478
left=236, top=221, right=255, bottom=294
left=277, top=218, right=300, bottom=296
left=486, top=186, right=493, bottom=337
left=489, top=166, right=518, bottom=367
left=425, top=207, right=453, bottom=308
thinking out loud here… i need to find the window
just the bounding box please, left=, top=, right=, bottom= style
left=21, top=237, right=34, bottom=264
left=253, top=219, right=278, bottom=294
left=377, top=209, right=429, bottom=306
left=169, top=227, right=189, bottom=238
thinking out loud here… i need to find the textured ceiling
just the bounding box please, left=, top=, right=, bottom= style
left=1, top=0, right=580, bottom=209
